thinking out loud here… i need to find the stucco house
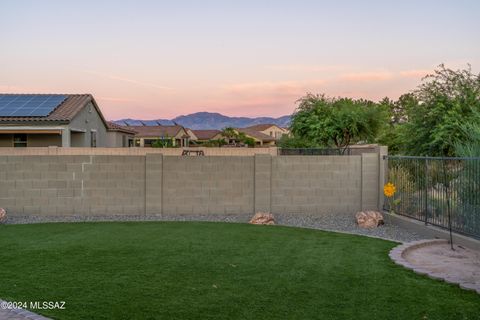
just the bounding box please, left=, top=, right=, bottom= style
left=0, top=94, right=135, bottom=147
left=130, top=125, right=190, bottom=147
left=185, top=128, right=198, bottom=142
left=191, top=129, right=223, bottom=143
left=243, top=124, right=288, bottom=140
left=235, top=128, right=276, bottom=146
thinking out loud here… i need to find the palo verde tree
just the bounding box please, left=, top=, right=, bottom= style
left=290, top=94, right=385, bottom=153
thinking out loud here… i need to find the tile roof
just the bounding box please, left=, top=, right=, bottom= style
left=0, top=94, right=132, bottom=135
left=0, top=94, right=93, bottom=123
left=192, top=129, right=222, bottom=140
left=236, top=128, right=275, bottom=142
left=130, top=125, right=185, bottom=138
left=244, top=123, right=281, bottom=131
left=107, top=121, right=137, bottom=134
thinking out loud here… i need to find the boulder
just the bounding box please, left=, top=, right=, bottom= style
left=355, top=211, right=384, bottom=228
left=249, top=212, right=275, bottom=225
left=0, top=208, right=6, bottom=224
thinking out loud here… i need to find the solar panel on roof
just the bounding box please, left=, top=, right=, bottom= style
left=0, top=94, right=67, bottom=117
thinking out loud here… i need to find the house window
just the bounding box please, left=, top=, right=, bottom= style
left=90, top=130, right=97, bottom=147
left=13, top=134, right=27, bottom=147
left=270, top=131, right=273, bottom=136
left=144, top=139, right=155, bottom=147
left=122, top=135, right=127, bottom=147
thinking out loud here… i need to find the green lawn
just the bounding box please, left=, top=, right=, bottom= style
left=0, top=222, right=479, bottom=320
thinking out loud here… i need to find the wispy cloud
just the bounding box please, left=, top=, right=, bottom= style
left=264, top=64, right=349, bottom=72
left=223, top=80, right=327, bottom=97
left=399, top=69, right=431, bottom=79
left=339, top=71, right=394, bottom=82
left=0, top=84, right=49, bottom=92
left=82, top=70, right=173, bottom=91
left=97, top=96, right=137, bottom=103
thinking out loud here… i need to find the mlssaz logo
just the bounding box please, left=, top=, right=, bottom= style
left=29, top=301, right=66, bottom=310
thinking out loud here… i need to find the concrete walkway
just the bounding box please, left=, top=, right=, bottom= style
left=389, top=239, right=480, bottom=294
left=0, top=300, right=51, bottom=320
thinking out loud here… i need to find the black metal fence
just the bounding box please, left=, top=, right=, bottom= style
left=279, top=148, right=352, bottom=156
left=385, top=156, right=480, bottom=239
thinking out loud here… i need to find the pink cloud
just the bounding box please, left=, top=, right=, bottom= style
left=96, top=96, right=137, bottom=103
left=264, top=64, right=349, bottom=72
left=0, top=84, right=52, bottom=93
left=399, top=69, right=431, bottom=79
left=339, top=71, right=394, bottom=82
left=223, top=80, right=327, bottom=98
left=82, top=70, right=173, bottom=91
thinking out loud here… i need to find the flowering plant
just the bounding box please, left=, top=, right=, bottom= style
left=384, top=182, right=399, bottom=214
left=383, top=183, right=396, bottom=198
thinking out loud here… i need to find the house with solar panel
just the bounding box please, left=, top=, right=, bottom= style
left=0, top=94, right=136, bottom=147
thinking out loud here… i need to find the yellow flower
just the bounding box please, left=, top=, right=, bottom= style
left=384, top=182, right=396, bottom=198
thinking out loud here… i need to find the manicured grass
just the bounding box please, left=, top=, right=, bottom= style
left=0, top=222, right=479, bottom=320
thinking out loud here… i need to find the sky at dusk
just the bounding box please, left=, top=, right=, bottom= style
left=1, top=0, right=479, bottom=120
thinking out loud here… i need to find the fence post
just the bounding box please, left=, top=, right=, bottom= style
left=378, top=146, right=388, bottom=211
left=424, top=157, right=428, bottom=225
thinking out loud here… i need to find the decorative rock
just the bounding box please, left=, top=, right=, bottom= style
left=249, top=212, right=275, bottom=225
left=355, top=211, right=384, bottom=228
left=0, top=208, right=6, bottom=224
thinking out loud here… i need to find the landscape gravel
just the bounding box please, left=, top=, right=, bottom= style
left=5, top=212, right=425, bottom=243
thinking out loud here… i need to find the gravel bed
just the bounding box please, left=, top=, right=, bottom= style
left=273, top=213, right=425, bottom=243
left=4, top=212, right=425, bottom=243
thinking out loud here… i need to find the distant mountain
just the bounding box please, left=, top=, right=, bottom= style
left=113, top=112, right=291, bottom=130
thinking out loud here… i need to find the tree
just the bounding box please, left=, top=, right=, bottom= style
left=376, top=94, right=415, bottom=154
left=290, top=94, right=385, bottom=153
left=455, top=112, right=480, bottom=157
left=221, top=127, right=255, bottom=147
left=151, top=135, right=175, bottom=148
left=277, top=135, right=316, bottom=148
left=203, top=138, right=227, bottom=147
left=400, top=64, right=480, bottom=156
left=221, top=127, right=238, bottom=144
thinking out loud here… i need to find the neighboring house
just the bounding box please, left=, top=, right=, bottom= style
left=106, top=121, right=137, bottom=147
left=130, top=125, right=190, bottom=147
left=0, top=94, right=135, bottom=147
left=185, top=128, right=198, bottom=142
left=243, top=124, right=288, bottom=140
left=235, top=128, right=276, bottom=146
left=191, top=129, right=223, bottom=143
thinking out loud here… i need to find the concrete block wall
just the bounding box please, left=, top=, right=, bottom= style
left=0, top=147, right=279, bottom=156
left=271, top=156, right=363, bottom=214
left=161, top=156, right=254, bottom=215
left=254, top=154, right=272, bottom=213
left=0, top=145, right=384, bottom=157
left=146, top=154, right=162, bottom=215
left=0, top=155, right=145, bottom=216
left=0, top=153, right=382, bottom=217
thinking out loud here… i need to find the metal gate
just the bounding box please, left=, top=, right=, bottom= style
left=385, top=156, right=480, bottom=239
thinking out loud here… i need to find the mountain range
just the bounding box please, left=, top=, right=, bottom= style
left=113, top=112, right=291, bottom=130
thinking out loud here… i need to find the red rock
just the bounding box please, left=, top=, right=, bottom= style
left=355, top=211, right=384, bottom=228
left=249, top=212, right=275, bottom=225
left=0, top=208, right=6, bottom=224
